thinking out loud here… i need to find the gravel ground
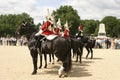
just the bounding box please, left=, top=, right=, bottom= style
left=0, top=46, right=120, bottom=80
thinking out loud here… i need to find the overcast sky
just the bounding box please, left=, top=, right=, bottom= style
left=0, top=0, right=120, bottom=24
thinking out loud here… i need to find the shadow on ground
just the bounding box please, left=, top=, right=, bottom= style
left=37, top=57, right=103, bottom=77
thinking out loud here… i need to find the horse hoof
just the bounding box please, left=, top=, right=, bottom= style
left=79, top=61, right=82, bottom=63
left=32, top=71, right=37, bottom=75
left=59, top=74, right=63, bottom=78
left=75, top=60, right=78, bottom=62
left=39, top=66, right=42, bottom=69
left=48, top=62, right=51, bottom=65
left=64, top=73, right=68, bottom=77
left=57, top=59, right=59, bottom=62
left=44, top=66, right=47, bottom=68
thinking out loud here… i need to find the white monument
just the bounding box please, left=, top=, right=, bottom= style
left=97, top=23, right=107, bottom=38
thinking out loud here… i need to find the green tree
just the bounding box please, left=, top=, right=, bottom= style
left=52, top=5, right=80, bottom=35
left=0, top=13, right=35, bottom=37
left=101, top=16, right=118, bottom=37
left=81, top=19, right=99, bottom=36
left=115, top=19, right=120, bottom=38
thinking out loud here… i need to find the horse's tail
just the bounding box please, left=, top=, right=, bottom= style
left=63, top=40, right=72, bottom=73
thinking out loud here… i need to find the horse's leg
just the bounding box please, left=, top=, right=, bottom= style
left=57, top=59, right=60, bottom=62
left=58, top=47, right=72, bottom=78
left=30, top=50, right=38, bottom=75
left=79, top=46, right=83, bottom=63
left=86, top=47, right=90, bottom=59
left=78, top=48, right=82, bottom=63
left=59, top=58, right=71, bottom=77
left=72, top=48, right=76, bottom=58
left=49, top=54, right=52, bottom=64
left=75, top=50, right=78, bottom=62
left=51, top=54, right=55, bottom=64
left=90, top=48, right=93, bottom=59
left=39, top=54, right=42, bottom=69
left=44, top=54, right=47, bottom=68
left=38, top=49, right=42, bottom=69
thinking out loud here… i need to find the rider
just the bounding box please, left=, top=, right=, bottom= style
left=55, top=18, right=62, bottom=36
left=35, top=16, right=54, bottom=36
left=63, top=21, right=70, bottom=38
left=34, top=16, right=54, bottom=48
left=77, top=24, right=83, bottom=38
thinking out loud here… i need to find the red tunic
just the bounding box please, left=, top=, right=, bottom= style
left=78, top=25, right=83, bottom=31
left=63, top=29, right=69, bottom=38
left=41, top=20, right=54, bottom=36
left=41, top=30, right=54, bottom=35
left=55, top=27, right=61, bottom=36
left=41, top=21, right=51, bottom=31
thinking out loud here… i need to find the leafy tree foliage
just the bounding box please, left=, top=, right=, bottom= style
left=115, top=19, right=120, bottom=38
left=101, top=16, right=118, bottom=37
left=0, top=7, right=120, bottom=38
left=81, top=20, right=99, bottom=36
left=0, top=13, right=35, bottom=37
left=52, top=5, right=80, bottom=35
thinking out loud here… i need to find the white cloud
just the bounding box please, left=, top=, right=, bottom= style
left=62, top=0, right=120, bottom=20
left=0, top=0, right=120, bottom=24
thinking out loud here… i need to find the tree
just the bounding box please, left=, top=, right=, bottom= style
left=101, top=16, right=118, bottom=37
left=115, top=19, right=120, bottom=38
left=0, top=13, right=35, bottom=37
left=52, top=5, right=80, bottom=35
left=81, top=19, right=99, bottom=36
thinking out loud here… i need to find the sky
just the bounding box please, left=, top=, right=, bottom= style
left=0, top=0, right=120, bottom=24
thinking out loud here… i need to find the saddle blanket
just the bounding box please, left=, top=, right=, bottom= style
left=46, top=35, right=58, bottom=40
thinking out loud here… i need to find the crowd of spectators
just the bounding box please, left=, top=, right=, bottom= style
left=0, top=36, right=28, bottom=46
left=1, top=36, right=120, bottom=49
left=95, top=37, right=120, bottom=49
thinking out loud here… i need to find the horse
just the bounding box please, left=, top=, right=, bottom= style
left=15, top=22, right=72, bottom=77
left=71, top=34, right=96, bottom=63
left=70, top=37, right=83, bottom=63
left=84, top=38, right=96, bottom=59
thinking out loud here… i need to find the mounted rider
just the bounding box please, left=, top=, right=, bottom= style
left=63, top=21, right=70, bottom=38
left=55, top=18, right=62, bottom=36
left=34, top=9, right=55, bottom=48
left=78, top=24, right=83, bottom=36
left=35, top=19, right=54, bottom=37
left=75, top=24, right=83, bottom=38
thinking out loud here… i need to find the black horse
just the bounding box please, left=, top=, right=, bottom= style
left=84, top=38, right=96, bottom=59
left=71, top=34, right=96, bottom=63
left=16, top=22, right=72, bottom=77
left=71, top=37, right=83, bottom=63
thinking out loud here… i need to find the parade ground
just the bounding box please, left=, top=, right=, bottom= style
left=0, top=46, right=120, bottom=80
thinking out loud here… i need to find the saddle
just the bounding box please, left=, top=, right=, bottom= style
left=46, top=35, right=58, bottom=41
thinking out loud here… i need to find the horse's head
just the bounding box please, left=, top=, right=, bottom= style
left=16, top=22, right=36, bottom=36
left=15, top=23, right=28, bottom=36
